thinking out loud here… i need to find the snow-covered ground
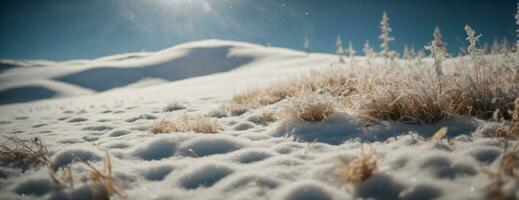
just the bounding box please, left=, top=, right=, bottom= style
left=0, top=40, right=517, bottom=200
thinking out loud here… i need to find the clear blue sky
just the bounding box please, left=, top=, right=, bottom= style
left=0, top=0, right=516, bottom=60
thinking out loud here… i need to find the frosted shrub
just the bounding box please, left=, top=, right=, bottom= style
left=432, top=26, right=447, bottom=54
left=379, top=11, right=395, bottom=59
left=425, top=26, right=447, bottom=93
left=336, top=35, right=345, bottom=64
left=465, top=25, right=482, bottom=56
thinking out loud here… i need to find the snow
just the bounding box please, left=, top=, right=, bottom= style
left=0, top=39, right=328, bottom=105
left=0, top=39, right=517, bottom=200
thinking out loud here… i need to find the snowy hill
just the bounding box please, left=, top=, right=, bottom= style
left=0, top=40, right=333, bottom=105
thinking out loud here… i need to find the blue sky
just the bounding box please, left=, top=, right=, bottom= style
left=0, top=0, right=516, bottom=60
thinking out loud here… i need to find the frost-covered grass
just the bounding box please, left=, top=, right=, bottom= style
left=227, top=53, right=519, bottom=125
left=151, top=116, right=221, bottom=134
left=281, top=92, right=336, bottom=122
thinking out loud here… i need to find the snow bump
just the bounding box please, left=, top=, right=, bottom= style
left=132, top=136, right=179, bottom=161
left=178, top=135, right=247, bottom=157
left=52, top=146, right=102, bottom=168
left=178, top=163, right=234, bottom=189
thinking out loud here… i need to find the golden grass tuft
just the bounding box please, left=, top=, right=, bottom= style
left=150, top=119, right=184, bottom=134
left=189, top=117, right=221, bottom=134
left=281, top=93, right=335, bottom=122
left=151, top=116, right=220, bottom=134
left=335, top=152, right=378, bottom=184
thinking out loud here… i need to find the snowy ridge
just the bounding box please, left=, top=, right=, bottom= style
left=0, top=40, right=328, bottom=105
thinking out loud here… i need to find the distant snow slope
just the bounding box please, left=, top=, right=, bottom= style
left=0, top=40, right=330, bottom=105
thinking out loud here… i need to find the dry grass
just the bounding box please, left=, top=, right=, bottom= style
left=281, top=93, right=335, bottom=122
left=481, top=98, right=519, bottom=200
left=189, top=117, right=221, bottom=134
left=77, top=152, right=127, bottom=200
left=486, top=98, right=519, bottom=140
left=216, top=104, right=248, bottom=117
left=150, top=119, right=184, bottom=134
left=151, top=115, right=221, bottom=134
left=229, top=88, right=288, bottom=109
left=0, top=136, right=74, bottom=189
left=335, top=151, right=378, bottom=184
left=483, top=143, right=519, bottom=200
left=359, top=53, right=518, bottom=124
left=0, top=136, right=49, bottom=169
left=257, top=112, right=277, bottom=125
left=224, top=52, right=518, bottom=125
left=0, top=137, right=126, bottom=199
left=428, top=127, right=448, bottom=148
left=221, top=69, right=357, bottom=115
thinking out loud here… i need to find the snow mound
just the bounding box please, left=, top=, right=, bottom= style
left=354, top=174, right=405, bottom=200
left=13, top=177, right=53, bottom=197
left=52, top=146, right=103, bottom=168
left=275, top=180, right=345, bottom=200
left=274, top=113, right=362, bottom=145
left=177, top=135, right=247, bottom=157
left=131, top=136, right=182, bottom=161
left=177, top=163, right=234, bottom=189
left=131, top=134, right=248, bottom=160
left=233, top=149, right=274, bottom=164
left=216, top=173, right=281, bottom=192
left=275, top=113, right=479, bottom=144
left=139, top=164, right=175, bottom=181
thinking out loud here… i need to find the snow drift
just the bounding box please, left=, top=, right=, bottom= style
left=0, top=40, right=321, bottom=105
